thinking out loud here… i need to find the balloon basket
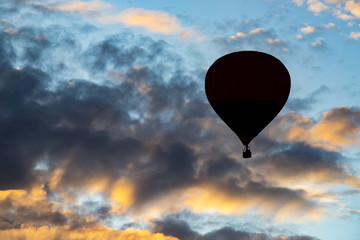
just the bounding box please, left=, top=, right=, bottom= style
left=243, top=145, right=252, bottom=158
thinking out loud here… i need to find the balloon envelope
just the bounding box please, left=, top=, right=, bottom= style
left=205, top=51, right=291, bottom=146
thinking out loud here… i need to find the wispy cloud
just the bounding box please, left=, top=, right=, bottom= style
left=47, top=0, right=111, bottom=13
left=98, top=8, right=199, bottom=39
left=311, top=37, right=324, bottom=47
left=322, top=22, right=336, bottom=28
left=293, top=0, right=305, bottom=7
left=267, top=38, right=280, bottom=44
left=47, top=1, right=202, bottom=39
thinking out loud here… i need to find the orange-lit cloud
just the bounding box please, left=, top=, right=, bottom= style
left=333, top=9, right=353, bottom=20
left=266, top=107, right=360, bottom=151
left=255, top=107, right=360, bottom=192
left=267, top=38, right=280, bottom=44
left=230, top=32, right=248, bottom=39
left=48, top=0, right=111, bottom=13
left=249, top=28, right=265, bottom=34
left=0, top=186, right=70, bottom=230
left=293, top=0, right=360, bottom=20
left=110, top=177, right=135, bottom=213
left=349, top=31, right=360, bottom=40
left=249, top=152, right=360, bottom=190
left=181, top=184, right=324, bottom=222
left=3, top=28, right=18, bottom=35
left=47, top=1, right=202, bottom=39
left=300, top=25, right=316, bottom=34
left=0, top=226, right=178, bottom=240
left=345, top=1, right=360, bottom=19
left=99, top=8, right=184, bottom=34
left=127, top=182, right=324, bottom=223
left=98, top=8, right=201, bottom=39
left=307, top=0, right=329, bottom=14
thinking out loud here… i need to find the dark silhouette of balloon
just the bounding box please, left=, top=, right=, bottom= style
left=205, top=51, right=291, bottom=158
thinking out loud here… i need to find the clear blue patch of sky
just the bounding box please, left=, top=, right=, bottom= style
left=298, top=215, right=360, bottom=240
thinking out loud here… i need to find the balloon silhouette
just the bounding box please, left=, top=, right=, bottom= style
left=205, top=51, right=291, bottom=158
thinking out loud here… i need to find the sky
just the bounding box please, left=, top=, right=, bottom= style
left=1, top=0, right=360, bottom=239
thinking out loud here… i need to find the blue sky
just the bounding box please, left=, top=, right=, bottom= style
left=0, top=0, right=360, bottom=240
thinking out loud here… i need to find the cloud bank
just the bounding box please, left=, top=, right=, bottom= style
left=0, top=1, right=359, bottom=239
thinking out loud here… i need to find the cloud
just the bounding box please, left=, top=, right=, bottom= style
left=265, top=107, right=360, bottom=151
left=0, top=226, right=178, bottom=240
left=152, top=217, right=199, bottom=240
left=347, top=208, right=360, bottom=215
left=47, top=0, right=111, bottom=13
left=230, top=32, right=248, bottom=39
left=249, top=141, right=360, bottom=189
left=349, top=31, right=360, bottom=40
left=97, top=8, right=201, bottom=39
left=293, top=0, right=305, bottom=7
left=333, top=9, right=353, bottom=20
left=249, top=28, right=265, bottom=34
left=345, top=1, right=360, bottom=19
left=285, top=85, right=329, bottom=112
left=267, top=38, right=280, bottom=44
left=322, top=22, right=336, bottom=28
left=293, top=0, right=360, bottom=20
left=99, top=8, right=183, bottom=34
left=301, top=25, right=316, bottom=34
left=0, top=186, right=89, bottom=230
left=0, top=1, right=359, bottom=239
left=307, top=0, right=329, bottom=13
left=0, top=6, right=347, bottom=226
left=117, top=155, right=328, bottom=222
left=311, top=37, right=324, bottom=47
left=180, top=184, right=324, bottom=222
left=153, top=216, right=320, bottom=240
left=3, top=28, right=18, bottom=35
left=324, top=0, right=347, bottom=4
left=218, top=21, right=293, bottom=55
left=45, top=1, right=202, bottom=39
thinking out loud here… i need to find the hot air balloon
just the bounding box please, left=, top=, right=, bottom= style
left=205, top=51, right=291, bottom=158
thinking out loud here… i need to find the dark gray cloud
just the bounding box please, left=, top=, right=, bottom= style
left=249, top=142, right=344, bottom=178
left=0, top=193, right=66, bottom=230
left=0, top=59, right=144, bottom=189
left=153, top=216, right=319, bottom=240
left=153, top=216, right=200, bottom=240
left=134, top=142, right=197, bottom=203
left=0, top=0, right=208, bottom=192
left=203, top=228, right=258, bottom=240
left=0, top=7, right=341, bottom=217
left=285, top=85, right=329, bottom=112
left=322, top=106, right=360, bottom=122
left=0, top=1, right=358, bottom=240
left=0, top=190, right=107, bottom=231
left=0, top=64, right=51, bottom=189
